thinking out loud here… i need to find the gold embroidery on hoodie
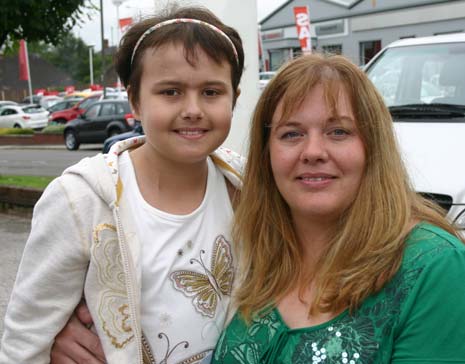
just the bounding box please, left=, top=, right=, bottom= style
left=93, top=223, right=134, bottom=348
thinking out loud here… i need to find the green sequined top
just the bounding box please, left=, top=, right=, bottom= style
left=212, top=223, right=465, bottom=364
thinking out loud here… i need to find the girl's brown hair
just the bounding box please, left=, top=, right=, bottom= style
left=114, top=4, right=244, bottom=109
left=233, top=53, right=461, bottom=319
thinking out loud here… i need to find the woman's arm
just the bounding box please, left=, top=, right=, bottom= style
left=51, top=300, right=106, bottom=363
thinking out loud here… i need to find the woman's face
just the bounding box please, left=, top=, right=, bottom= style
left=269, top=83, right=366, bottom=226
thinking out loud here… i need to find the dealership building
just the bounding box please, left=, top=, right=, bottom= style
left=259, top=0, right=465, bottom=70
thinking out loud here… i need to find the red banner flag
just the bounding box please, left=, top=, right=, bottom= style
left=19, top=40, right=29, bottom=81
left=293, top=6, right=312, bottom=54
left=119, top=17, right=133, bottom=34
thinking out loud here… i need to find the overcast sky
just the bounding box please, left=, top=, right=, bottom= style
left=73, top=0, right=287, bottom=49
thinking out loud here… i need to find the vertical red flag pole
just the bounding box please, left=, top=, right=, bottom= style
left=19, top=40, right=33, bottom=103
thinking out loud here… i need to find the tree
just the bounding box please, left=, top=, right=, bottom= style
left=0, top=0, right=93, bottom=50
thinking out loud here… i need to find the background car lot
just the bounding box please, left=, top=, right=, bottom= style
left=64, top=99, right=134, bottom=150
left=39, top=95, right=63, bottom=110
left=365, top=33, right=465, bottom=232
left=102, top=123, right=144, bottom=153
left=0, top=101, right=18, bottom=108
left=0, top=104, right=49, bottom=129
left=21, top=95, right=42, bottom=104
left=48, top=93, right=102, bottom=124
left=259, top=71, right=276, bottom=90
left=46, top=98, right=82, bottom=113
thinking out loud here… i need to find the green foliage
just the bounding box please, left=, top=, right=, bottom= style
left=0, top=128, right=34, bottom=135
left=0, top=175, right=54, bottom=189
left=0, top=1, right=95, bottom=50
left=40, top=124, right=66, bottom=134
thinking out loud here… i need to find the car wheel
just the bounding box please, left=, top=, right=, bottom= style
left=13, top=124, right=21, bottom=128
left=65, top=130, right=80, bottom=150
left=108, top=128, right=122, bottom=137
left=55, top=118, right=67, bottom=124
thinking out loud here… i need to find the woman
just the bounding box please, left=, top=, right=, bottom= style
left=212, top=54, right=465, bottom=363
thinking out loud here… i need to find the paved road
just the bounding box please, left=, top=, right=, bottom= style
left=0, top=145, right=105, bottom=340
left=0, top=213, right=30, bottom=337
left=0, top=145, right=102, bottom=176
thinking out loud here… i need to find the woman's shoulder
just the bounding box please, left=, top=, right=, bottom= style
left=405, top=222, right=464, bottom=253
left=401, top=222, right=465, bottom=273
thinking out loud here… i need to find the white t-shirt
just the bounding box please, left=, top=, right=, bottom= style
left=119, top=151, right=235, bottom=364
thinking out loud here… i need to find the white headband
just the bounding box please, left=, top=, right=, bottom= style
left=130, top=18, right=239, bottom=66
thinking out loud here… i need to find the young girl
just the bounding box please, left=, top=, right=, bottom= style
left=0, top=6, right=245, bottom=364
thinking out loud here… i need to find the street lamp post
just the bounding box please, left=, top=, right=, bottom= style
left=112, top=0, right=126, bottom=97
left=88, top=45, right=94, bottom=86
left=100, top=0, right=106, bottom=97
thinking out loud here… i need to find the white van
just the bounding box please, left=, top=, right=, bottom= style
left=365, top=33, right=465, bottom=232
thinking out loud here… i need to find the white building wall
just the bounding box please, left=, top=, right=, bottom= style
left=351, top=1, right=465, bottom=31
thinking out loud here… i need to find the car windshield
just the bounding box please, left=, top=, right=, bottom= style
left=49, top=102, right=68, bottom=112
left=366, top=42, right=465, bottom=109
left=79, top=96, right=100, bottom=110
left=260, top=73, right=275, bottom=80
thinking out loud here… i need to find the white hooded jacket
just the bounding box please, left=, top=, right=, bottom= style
left=0, top=136, right=244, bottom=364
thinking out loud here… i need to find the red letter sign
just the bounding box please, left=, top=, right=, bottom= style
left=293, top=6, right=311, bottom=54
left=119, top=17, right=133, bottom=34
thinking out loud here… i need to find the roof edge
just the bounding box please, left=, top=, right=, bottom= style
left=259, top=0, right=293, bottom=24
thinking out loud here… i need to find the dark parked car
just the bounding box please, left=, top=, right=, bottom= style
left=102, top=123, right=144, bottom=153
left=64, top=100, right=135, bottom=150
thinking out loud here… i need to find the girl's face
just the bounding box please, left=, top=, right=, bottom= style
left=269, top=83, right=366, bottom=226
left=132, top=43, right=234, bottom=165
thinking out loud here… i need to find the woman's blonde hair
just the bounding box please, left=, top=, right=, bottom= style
left=234, top=53, right=461, bottom=319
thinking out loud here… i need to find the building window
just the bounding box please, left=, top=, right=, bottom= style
left=322, top=44, right=342, bottom=55
left=269, top=49, right=294, bottom=71
left=360, top=40, right=381, bottom=65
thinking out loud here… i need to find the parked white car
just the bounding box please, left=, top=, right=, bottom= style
left=0, top=100, right=18, bottom=108
left=0, top=104, right=49, bottom=129
left=259, top=71, right=276, bottom=90
left=365, top=33, right=465, bottom=232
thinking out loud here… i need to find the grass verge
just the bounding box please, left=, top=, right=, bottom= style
left=0, top=128, right=34, bottom=135
left=41, top=124, right=66, bottom=134
left=0, top=175, right=54, bottom=189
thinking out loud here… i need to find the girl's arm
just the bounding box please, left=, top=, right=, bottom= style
left=0, top=177, right=91, bottom=363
